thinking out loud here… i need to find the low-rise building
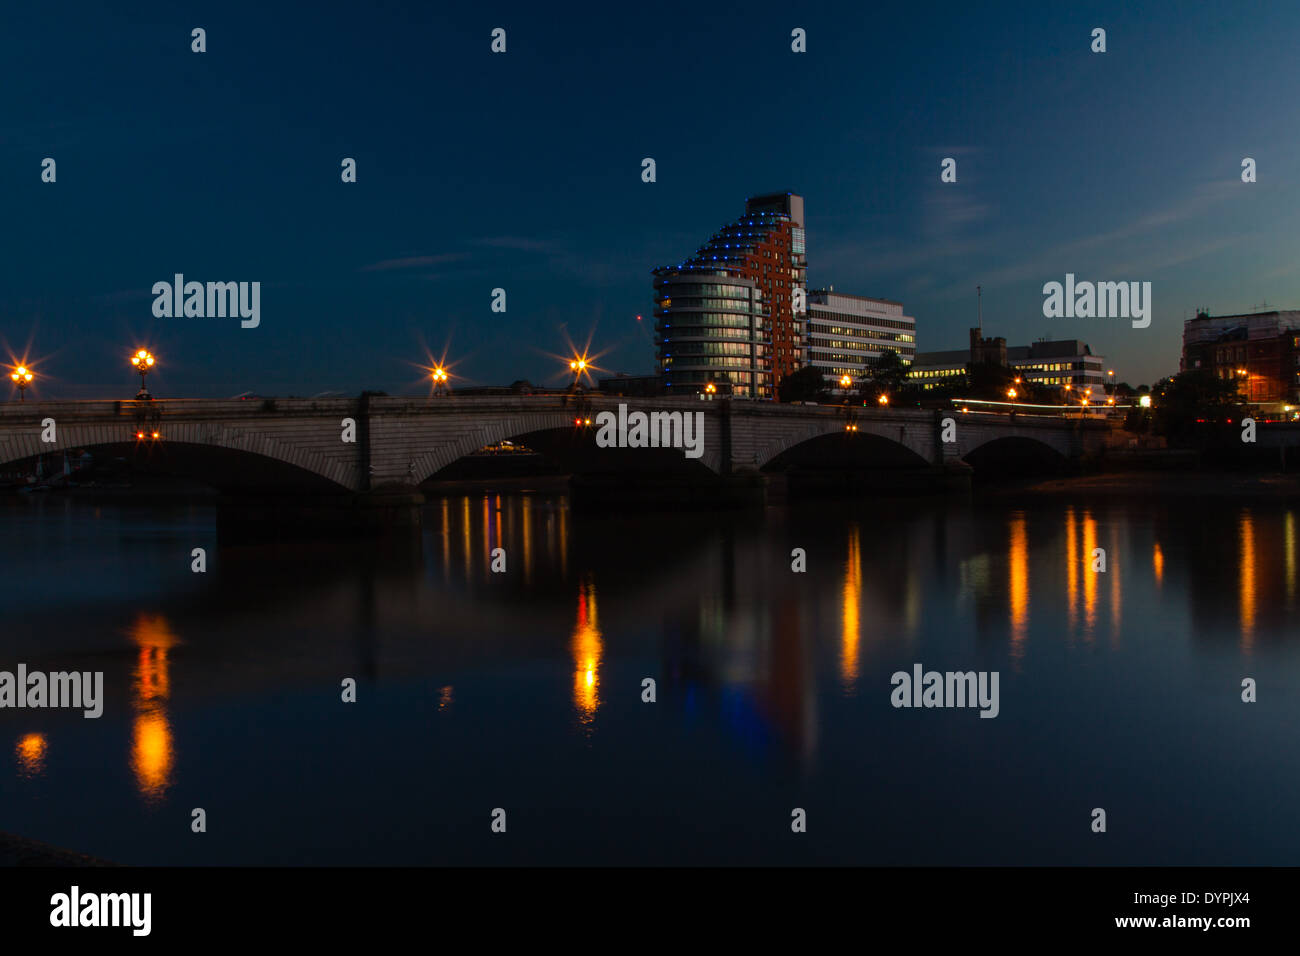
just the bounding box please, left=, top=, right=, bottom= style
left=909, top=330, right=1105, bottom=391
left=805, top=289, right=916, bottom=386
left=1182, top=310, right=1300, bottom=404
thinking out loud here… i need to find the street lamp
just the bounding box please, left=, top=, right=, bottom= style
left=1006, top=388, right=1018, bottom=400
left=704, top=381, right=717, bottom=399
left=567, top=356, right=590, bottom=394
left=877, top=393, right=889, bottom=406
left=9, top=365, right=33, bottom=401
left=431, top=365, right=449, bottom=396
left=1139, top=394, right=1152, bottom=409
left=130, top=349, right=155, bottom=395
left=130, top=349, right=156, bottom=399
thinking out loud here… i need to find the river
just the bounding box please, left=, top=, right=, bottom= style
left=1, top=489, right=1296, bottom=864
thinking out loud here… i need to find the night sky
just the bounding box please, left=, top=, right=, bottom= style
left=4, top=0, right=1299, bottom=398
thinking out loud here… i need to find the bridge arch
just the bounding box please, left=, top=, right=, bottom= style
left=0, top=420, right=355, bottom=492
left=412, top=412, right=722, bottom=482
left=755, top=418, right=932, bottom=471
left=959, top=433, right=1069, bottom=476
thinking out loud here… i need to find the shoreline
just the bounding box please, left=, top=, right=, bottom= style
left=981, top=470, right=1300, bottom=500
left=0, top=831, right=116, bottom=867
left=4, top=469, right=1298, bottom=505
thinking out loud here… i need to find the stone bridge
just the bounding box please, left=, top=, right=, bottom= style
left=0, top=395, right=1110, bottom=496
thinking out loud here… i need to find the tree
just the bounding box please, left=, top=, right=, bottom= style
left=868, top=349, right=909, bottom=396
left=1151, top=370, right=1244, bottom=443
left=778, top=365, right=827, bottom=403
left=966, top=361, right=1017, bottom=402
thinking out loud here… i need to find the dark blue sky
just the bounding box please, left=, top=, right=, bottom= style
left=4, top=0, right=1299, bottom=397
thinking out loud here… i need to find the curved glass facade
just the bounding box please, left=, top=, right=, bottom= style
left=653, top=271, right=771, bottom=399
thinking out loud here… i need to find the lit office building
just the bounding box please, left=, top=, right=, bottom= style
left=909, top=331, right=1105, bottom=391
left=806, top=289, right=915, bottom=385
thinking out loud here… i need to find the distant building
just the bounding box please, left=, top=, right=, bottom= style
left=1181, top=310, right=1300, bottom=404
left=910, top=330, right=1105, bottom=391
left=805, top=289, right=915, bottom=386
left=597, top=374, right=663, bottom=397
left=454, top=380, right=558, bottom=396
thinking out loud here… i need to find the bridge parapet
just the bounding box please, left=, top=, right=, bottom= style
left=0, top=395, right=1112, bottom=494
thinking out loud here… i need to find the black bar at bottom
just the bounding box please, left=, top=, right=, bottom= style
left=0, top=866, right=1279, bottom=942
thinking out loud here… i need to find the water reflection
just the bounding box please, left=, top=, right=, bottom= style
left=1008, top=513, right=1028, bottom=661
left=1109, top=524, right=1122, bottom=645
left=840, top=524, right=861, bottom=694
left=16, top=732, right=46, bottom=778
left=571, top=577, right=602, bottom=731
left=1081, top=511, right=1098, bottom=640
left=1240, top=512, right=1256, bottom=651
left=129, top=612, right=178, bottom=803
left=1065, top=508, right=1078, bottom=634
left=1286, top=511, right=1296, bottom=606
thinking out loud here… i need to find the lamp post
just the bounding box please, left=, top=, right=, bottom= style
left=569, top=357, right=587, bottom=387
left=431, top=365, right=449, bottom=397
left=9, top=366, right=33, bottom=401
left=130, top=349, right=155, bottom=399
left=702, top=381, right=717, bottom=401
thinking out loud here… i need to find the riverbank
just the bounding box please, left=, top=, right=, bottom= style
left=983, top=470, right=1300, bottom=500
left=0, top=831, right=115, bottom=867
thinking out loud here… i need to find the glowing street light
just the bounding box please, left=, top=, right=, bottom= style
left=9, top=365, right=33, bottom=401
left=567, top=355, right=592, bottom=392
left=130, top=349, right=156, bottom=399
left=839, top=374, right=852, bottom=389
left=431, top=365, right=449, bottom=396
left=1006, top=388, right=1018, bottom=400
left=1139, top=394, right=1152, bottom=409
left=877, top=393, right=889, bottom=406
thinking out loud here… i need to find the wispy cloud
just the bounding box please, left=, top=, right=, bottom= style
left=361, top=253, right=467, bottom=272
left=471, top=236, right=561, bottom=253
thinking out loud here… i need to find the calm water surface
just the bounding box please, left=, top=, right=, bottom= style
left=1, top=491, right=1297, bottom=865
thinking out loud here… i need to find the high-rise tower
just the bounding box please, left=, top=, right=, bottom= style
left=653, top=192, right=807, bottom=398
